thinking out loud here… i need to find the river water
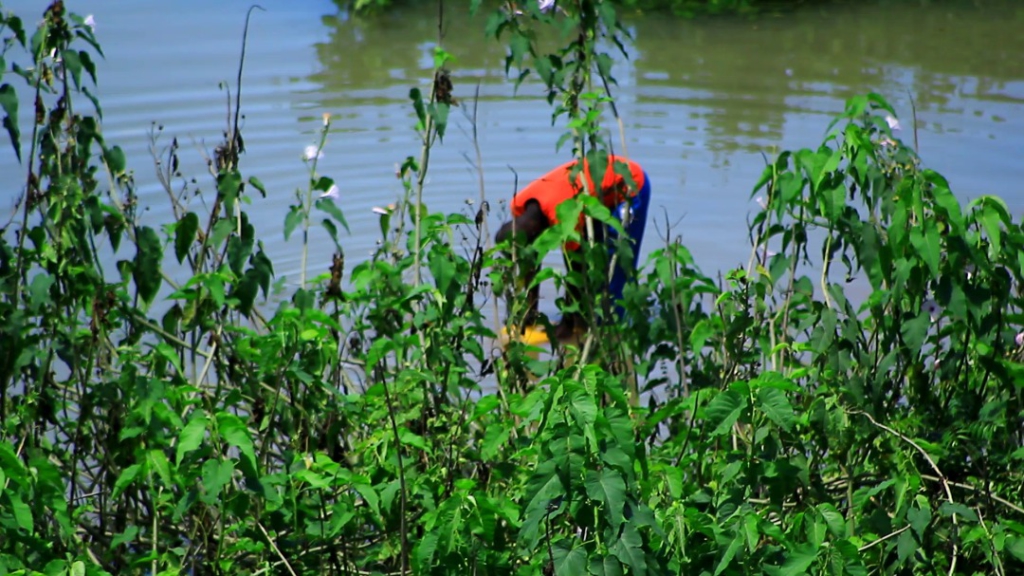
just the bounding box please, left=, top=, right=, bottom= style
left=2, top=0, right=1023, bottom=303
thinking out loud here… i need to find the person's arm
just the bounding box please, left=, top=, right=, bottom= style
left=495, top=200, right=548, bottom=246
left=495, top=200, right=548, bottom=324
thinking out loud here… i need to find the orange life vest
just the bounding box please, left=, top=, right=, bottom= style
left=510, top=155, right=646, bottom=250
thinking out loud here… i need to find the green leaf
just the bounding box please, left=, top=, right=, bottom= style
left=176, top=411, right=208, bottom=465
left=227, top=225, right=254, bottom=278
left=589, top=556, right=624, bottom=576
left=104, top=145, right=127, bottom=174
left=147, top=449, right=173, bottom=487
left=896, top=528, right=917, bottom=564
left=429, top=102, right=450, bottom=141
left=409, top=87, right=426, bottom=128
left=217, top=170, right=243, bottom=213
left=585, top=469, right=626, bottom=529
left=757, top=387, right=796, bottom=432
left=0, top=83, right=20, bottom=162
left=200, top=459, right=235, bottom=505
left=111, top=525, right=139, bottom=549
left=1005, top=536, right=1024, bottom=562
left=705, top=389, right=746, bottom=437
left=553, top=540, right=588, bottom=576
left=7, top=491, right=33, bottom=533
left=908, top=219, right=941, bottom=278
left=818, top=503, right=846, bottom=538
left=175, top=212, right=199, bottom=264
left=611, top=523, right=647, bottom=576
left=133, top=226, right=162, bottom=305
left=28, top=272, right=54, bottom=310
left=690, top=319, right=714, bottom=351
left=216, top=412, right=257, bottom=472
left=316, top=197, right=350, bottom=233
left=62, top=49, right=83, bottom=89
left=780, top=542, right=818, bottom=576
left=112, top=464, right=143, bottom=499
left=248, top=175, right=267, bottom=197
left=428, top=250, right=456, bottom=296
left=284, top=206, right=303, bottom=241
left=900, top=310, right=930, bottom=356
left=937, top=501, right=978, bottom=522
left=714, top=534, right=743, bottom=576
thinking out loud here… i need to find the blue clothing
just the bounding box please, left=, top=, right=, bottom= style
left=607, top=171, right=651, bottom=311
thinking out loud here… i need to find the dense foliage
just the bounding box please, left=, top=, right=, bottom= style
left=1, top=1, right=1022, bottom=575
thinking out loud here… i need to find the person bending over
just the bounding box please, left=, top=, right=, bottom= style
left=495, top=154, right=651, bottom=342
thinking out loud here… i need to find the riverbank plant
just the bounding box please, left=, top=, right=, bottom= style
left=1, top=1, right=1022, bottom=575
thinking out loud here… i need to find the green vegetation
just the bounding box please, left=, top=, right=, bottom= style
left=1, top=1, right=1023, bottom=575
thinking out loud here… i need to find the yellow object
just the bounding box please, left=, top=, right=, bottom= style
left=500, top=325, right=550, bottom=347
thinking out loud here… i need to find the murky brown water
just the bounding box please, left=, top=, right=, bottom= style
left=2, top=0, right=1023, bottom=302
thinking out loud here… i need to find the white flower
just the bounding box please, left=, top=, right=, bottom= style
left=1015, top=332, right=1024, bottom=347
left=303, top=145, right=323, bottom=161
left=885, top=115, right=901, bottom=131
left=372, top=204, right=395, bottom=215
left=322, top=112, right=331, bottom=127
left=922, top=299, right=941, bottom=321
left=538, top=0, right=556, bottom=12
left=878, top=136, right=897, bottom=149
left=83, top=14, right=96, bottom=32
left=319, top=184, right=340, bottom=199
left=755, top=196, right=767, bottom=210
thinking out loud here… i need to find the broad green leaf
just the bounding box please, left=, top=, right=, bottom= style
left=896, top=528, right=917, bottom=564
left=705, top=389, right=746, bottom=437
left=780, top=542, right=818, bottom=576
left=585, top=469, right=626, bottom=529
left=818, top=503, right=846, bottom=538
left=908, top=219, right=941, bottom=278
left=176, top=411, right=208, bottom=464
left=316, top=197, right=350, bottom=233
left=7, top=491, right=33, bottom=533
left=757, top=387, right=796, bottom=432
left=200, top=459, right=234, bottom=505
left=283, top=205, right=302, bottom=241
left=588, top=556, right=624, bottom=576
left=174, top=212, right=199, bottom=264
left=112, top=464, right=143, bottom=499
left=714, top=534, right=743, bottom=576
left=216, top=412, right=257, bottom=472
left=899, top=310, right=930, bottom=356
left=62, top=49, right=83, bottom=89
left=0, top=83, right=20, bottom=162
left=553, top=539, right=588, bottom=576
left=104, top=145, right=127, bottom=174
left=611, top=523, right=647, bottom=576
left=937, top=501, right=978, bottom=522
left=1006, top=536, right=1024, bottom=562
left=217, top=170, right=243, bottom=213
left=147, top=449, right=173, bottom=487
left=133, top=226, right=162, bottom=305
left=111, top=525, right=139, bottom=549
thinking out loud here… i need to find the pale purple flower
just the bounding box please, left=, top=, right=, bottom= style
left=538, top=0, right=556, bottom=12
left=1015, top=332, right=1024, bottom=347
left=83, top=14, right=96, bottom=32
left=372, top=203, right=396, bottom=215
left=303, top=145, right=323, bottom=161
left=319, top=184, right=340, bottom=199
left=965, top=264, right=976, bottom=281
left=885, top=115, right=901, bottom=131
left=922, top=299, right=941, bottom=321
left=755, top=196, right=768, bottom=210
